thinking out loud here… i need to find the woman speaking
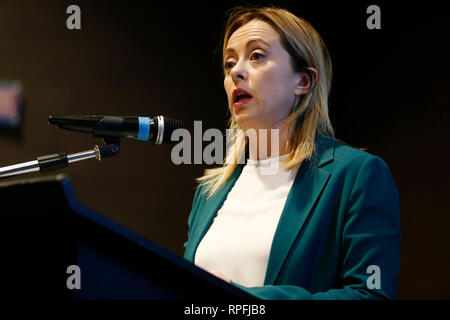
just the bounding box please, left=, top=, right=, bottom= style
left=183, top=6, right=401, bottom=300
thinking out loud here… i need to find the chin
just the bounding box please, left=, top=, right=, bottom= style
left=233, top=109, right=264, bottom=130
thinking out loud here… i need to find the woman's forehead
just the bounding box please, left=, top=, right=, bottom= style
left=226, top=19, right=280, bottom=50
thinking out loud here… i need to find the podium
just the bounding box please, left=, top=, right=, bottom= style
left=0, top=175, right=256, bottom=300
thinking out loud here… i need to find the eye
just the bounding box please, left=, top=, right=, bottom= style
left=250, top=52, right=266, bottom=61
left=224, top=61, right=235, bottom=71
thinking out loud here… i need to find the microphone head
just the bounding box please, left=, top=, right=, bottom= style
left=48, top=115, right=105, bottom=133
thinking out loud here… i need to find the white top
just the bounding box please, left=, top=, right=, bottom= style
left=194, top=154, right=300, bottom=287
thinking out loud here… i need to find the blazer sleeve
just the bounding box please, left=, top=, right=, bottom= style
left=231, top=156, right=401, bottom=300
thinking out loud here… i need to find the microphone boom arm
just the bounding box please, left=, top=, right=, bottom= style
left=0, top=139, right=120, bottom=179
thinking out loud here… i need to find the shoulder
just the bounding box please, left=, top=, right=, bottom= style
left=330, top=138, right=391, bottom=173
left=327, top=139, right=398, bottom=198
left=314, top=136, right=395, bottom=189
left=334, top=138, right=373, bottom=162
left=317, top=138, right=400, bottom=220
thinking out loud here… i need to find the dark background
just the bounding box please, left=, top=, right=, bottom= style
left=0, top=0, right=448, bottom=299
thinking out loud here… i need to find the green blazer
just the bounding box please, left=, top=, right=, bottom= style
left=184, top=135, right=401, bottom=300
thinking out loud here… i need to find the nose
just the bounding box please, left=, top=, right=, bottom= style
left=230, top=60, right=248, bottom=82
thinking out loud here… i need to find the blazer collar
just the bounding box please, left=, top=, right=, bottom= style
left=187, top=134, right=336, bottom=284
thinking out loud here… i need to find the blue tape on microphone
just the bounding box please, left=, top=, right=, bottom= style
left=137, top=117, right=150, bottom=141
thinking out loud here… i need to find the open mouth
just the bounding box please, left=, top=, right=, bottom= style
left=233, top=89, right=253, bottom=107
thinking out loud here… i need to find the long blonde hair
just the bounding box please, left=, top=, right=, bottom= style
left=197, top=6, right=335, bottom=198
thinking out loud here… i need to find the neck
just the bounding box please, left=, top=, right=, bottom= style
left=246, top=122, right=291, bottom=161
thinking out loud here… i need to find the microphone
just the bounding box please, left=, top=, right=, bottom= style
left=48, top=115, right=184, bottom=144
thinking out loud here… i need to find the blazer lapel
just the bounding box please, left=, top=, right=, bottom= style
left=264, top=136, right=335, bottom=284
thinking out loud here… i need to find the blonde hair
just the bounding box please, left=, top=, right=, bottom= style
left=197, top=6, right=336, bottom=198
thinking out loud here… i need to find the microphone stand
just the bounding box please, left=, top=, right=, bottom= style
left=0, top=139, right=120, bottom=179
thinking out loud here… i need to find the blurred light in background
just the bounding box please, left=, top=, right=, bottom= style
left=0, top=81, right=22, bottom=129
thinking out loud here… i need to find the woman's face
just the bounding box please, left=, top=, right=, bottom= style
left=224, top=19, right=303, bottom=131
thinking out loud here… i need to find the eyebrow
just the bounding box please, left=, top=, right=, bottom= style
left=225, top=38, right=271, bottom=56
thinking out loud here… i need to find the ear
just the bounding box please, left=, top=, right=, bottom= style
left=294, top=67, right=318, bottom=96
